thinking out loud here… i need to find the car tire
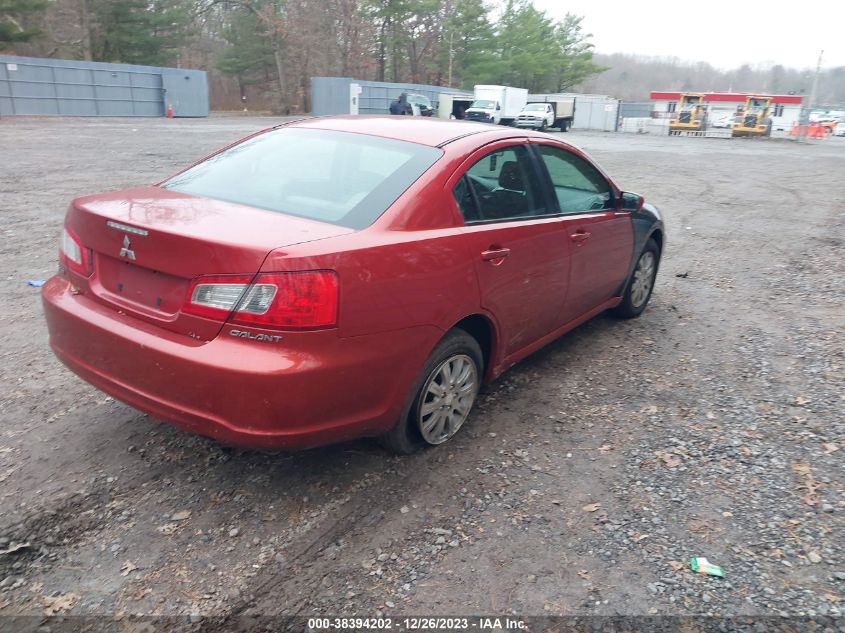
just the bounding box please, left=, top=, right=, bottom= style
left=611, top=238, right=660, bottom=319
left=539, top=120, right=547, bottom=131
left=380, top=329, right=483, bottom=454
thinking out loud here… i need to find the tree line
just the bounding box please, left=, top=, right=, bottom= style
left=1, top=0, right=605, bottom=112
left=582, top=53, right=845, bottom=106
left=3, top=1, right=843, bottom=111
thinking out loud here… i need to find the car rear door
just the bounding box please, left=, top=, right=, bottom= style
left=531, top=142, right=633, bottom=324
left=448, top=140, right=572, bottom=357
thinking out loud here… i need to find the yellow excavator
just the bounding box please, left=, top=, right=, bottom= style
left=731, top=96, right=773, bottom=137
left=669, top=93, right=708, bottom=133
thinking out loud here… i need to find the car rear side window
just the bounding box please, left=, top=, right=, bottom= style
left=453, top=145, right=547, bottom=224
left=537, top=145, right=613, bottom=213
left=162, top=128, right=442, bottom=229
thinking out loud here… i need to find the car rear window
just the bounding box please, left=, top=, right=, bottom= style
left=161, top=127, right=442, bottom=229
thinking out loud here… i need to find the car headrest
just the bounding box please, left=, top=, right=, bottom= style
left=498, top=161, right=524, bottom=191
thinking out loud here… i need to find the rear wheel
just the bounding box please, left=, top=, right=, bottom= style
left=380, top=330, right=483, bottom=454
left=611, top=238, right=660, bottom=319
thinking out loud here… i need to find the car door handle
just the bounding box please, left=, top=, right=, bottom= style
left=570, top=231, right=591, bottom=244
left=481, top=247, right=511, bottom=262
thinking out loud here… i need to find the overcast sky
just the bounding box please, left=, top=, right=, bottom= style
left=532, top=0, right=845, bottom=71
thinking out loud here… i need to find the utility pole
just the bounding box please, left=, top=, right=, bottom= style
left=448, top=31, right=454, bottom=87
left=797, top=50, right=823, bottom=142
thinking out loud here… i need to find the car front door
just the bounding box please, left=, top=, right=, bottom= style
left=450, top=141, right=572, bottom=357
left=533, top=143, right=633, bottom=324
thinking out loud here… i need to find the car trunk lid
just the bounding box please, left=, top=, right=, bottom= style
left=65, top=186, right=353, bottom=340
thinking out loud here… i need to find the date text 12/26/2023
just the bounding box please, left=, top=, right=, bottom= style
left=307, top=617, right=526, bottom=630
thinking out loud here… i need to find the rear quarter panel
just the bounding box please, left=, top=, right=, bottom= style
left=255, top=197, right=480, bottom=432
left=260, top=229, right=479, bottom=340
left=258, top=145, right=484, bottom=339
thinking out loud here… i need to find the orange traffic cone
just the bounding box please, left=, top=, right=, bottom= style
left=789, top=122, right=798, bottom=137
left=166, top=103, right=174, bottom=119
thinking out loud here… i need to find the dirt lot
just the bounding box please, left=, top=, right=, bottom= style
left=0, top=116, right=843, bottom=627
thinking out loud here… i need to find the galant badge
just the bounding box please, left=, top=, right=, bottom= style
left=119, top=235, right=136, bottom=260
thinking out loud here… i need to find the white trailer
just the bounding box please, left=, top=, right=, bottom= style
left=464, top=85, right=529, bottom=125
left=437, top=93, right=474, bottom=120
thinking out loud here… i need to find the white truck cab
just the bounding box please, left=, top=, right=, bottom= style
left=464, top=98, right=502, bottom=124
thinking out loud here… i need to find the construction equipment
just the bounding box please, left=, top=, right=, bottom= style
left=669, top=93, right=708, bottom=133
left=731, top=96, right=773, bottom=137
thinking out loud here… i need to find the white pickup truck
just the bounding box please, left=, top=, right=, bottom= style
left=515, top=99, right=576, bottom=131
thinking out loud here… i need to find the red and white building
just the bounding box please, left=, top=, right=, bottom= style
left=649, top=91, right=804, bottom=131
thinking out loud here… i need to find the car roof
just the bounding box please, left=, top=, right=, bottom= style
left=285, top=115, right=526, bottom=148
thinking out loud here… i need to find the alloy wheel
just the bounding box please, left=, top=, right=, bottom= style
left=417, top=354, right=479, bottom=445
left=630, top=251, right=656, bottom=308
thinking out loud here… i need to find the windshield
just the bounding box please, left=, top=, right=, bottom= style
left=524, top=104, right=547, bottom=111
left=748, top=99, right=767, bottom=112
left=471, top=100, right=496, bottom=109
left=162, top=128, right=442, bottom=229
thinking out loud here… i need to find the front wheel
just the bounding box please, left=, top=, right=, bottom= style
left=611, top=238, right=660, bottom=318
left=539, top=120, right=547, bottom=131
left=380, top=330, right=483, bottom=454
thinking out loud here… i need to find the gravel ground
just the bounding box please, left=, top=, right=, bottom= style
left=0, top=116, right=843, bottom=627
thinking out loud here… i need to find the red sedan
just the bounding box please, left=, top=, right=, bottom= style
left=42, top=116, right=664, bottom=453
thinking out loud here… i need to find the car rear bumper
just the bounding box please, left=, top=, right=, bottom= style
left=42, top=276, right=438, bottom=449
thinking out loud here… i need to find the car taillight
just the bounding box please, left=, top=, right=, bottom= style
left=60, top=227, right=91, bottom=277
left=183, top=271, right=339, bottom=330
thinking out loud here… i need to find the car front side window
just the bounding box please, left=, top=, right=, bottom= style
left=538, top=145, right=613, bottom=213
left=452, top=145, right=546, bottom=224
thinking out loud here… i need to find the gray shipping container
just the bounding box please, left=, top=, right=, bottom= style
left=0, top=54, right=208, bottom=117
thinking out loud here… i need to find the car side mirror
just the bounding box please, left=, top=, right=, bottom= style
left=620, top=191, right=644, bottom=212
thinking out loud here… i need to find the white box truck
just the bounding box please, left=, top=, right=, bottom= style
left=515, top=98, right=576, bottom=131
left=464, top=85, right=528, bottom=125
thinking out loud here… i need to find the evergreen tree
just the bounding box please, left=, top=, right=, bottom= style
left=552, top=14, right=606, bottom=91
left=216, top=7, right=276, bottom=97
left=216, top=8, right=275, bottom=81
left=440, top=0, right=496, bottom=88
left=496, top=0, right=559, bottom=91
left=90, top=0, right=193, bottom=66
left=0, top=0, right=48, bottom=45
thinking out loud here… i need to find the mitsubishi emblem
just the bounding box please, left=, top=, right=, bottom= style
left=119, top=235, right=136, bottom=260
